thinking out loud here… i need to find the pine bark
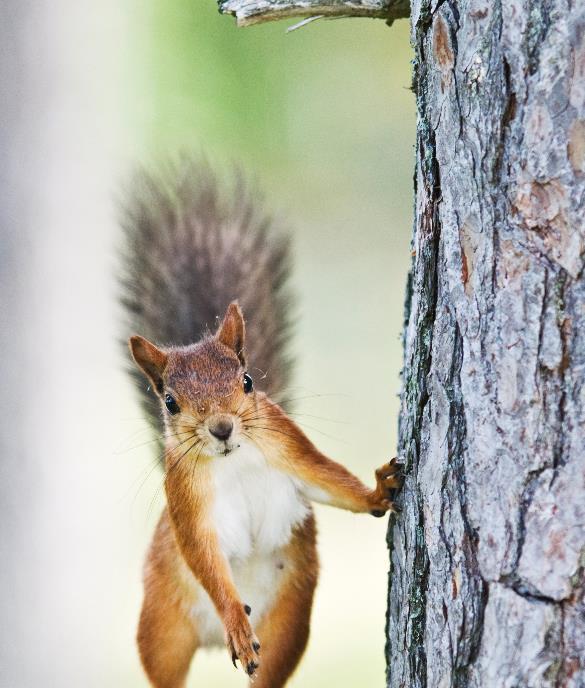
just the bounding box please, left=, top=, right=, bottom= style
left=386, top=2, right=585, bottom=687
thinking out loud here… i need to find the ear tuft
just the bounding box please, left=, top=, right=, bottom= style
left=216, top=301, right=246, bottom=367
left=129, top=335, right=168, bottom=394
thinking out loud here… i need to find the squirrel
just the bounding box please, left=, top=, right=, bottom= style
left=121, top=159, right=402, bottom=688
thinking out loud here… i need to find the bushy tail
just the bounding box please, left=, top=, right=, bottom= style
left=120, top=158, right=295, bottom=436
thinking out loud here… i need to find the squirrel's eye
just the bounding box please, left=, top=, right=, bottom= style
left=164, top=393, right=180, bottom=415
left=243, top=373, right=253, bottom=394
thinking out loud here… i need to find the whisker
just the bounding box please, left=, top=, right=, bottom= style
left=243, top=424, right=300, bottom=442
left=251, top=366, right=268, bottom=380
left=243, top=410, right=347, bottom=425
left=166, top=436, right=201, bottom=475
left=273, top=392, right=350, bottom=406
left=115, top=429, right=195, bottom=456
left=147, top=436, right=202, bottom=520
left=239, top=393, right=348, bottom=423
left=146, top=478, right=167, bottom=522
left=242, top=431, right=303, bottom=482
left=192, top=439, right=206, bottom=469
left=239, top=404, right=276, bottom=422
left=130, top=431, right=198, bottom=509
left=243, top=416, right=346, bottom=443
left=286, top=412, right=347, bottom=425
left=235, top=394, right=247, bottom=418
left=123, top=454, right=165, bottom=507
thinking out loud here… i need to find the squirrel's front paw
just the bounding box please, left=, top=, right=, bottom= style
left=225, top=604, right=261, bottom=678
left=369, top=458, right=403, bottom=517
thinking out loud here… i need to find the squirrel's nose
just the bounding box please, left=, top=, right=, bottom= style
left=209, top=418, right=233, bottom=442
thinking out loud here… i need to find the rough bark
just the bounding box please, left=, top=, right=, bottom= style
left=215, top=0, right=585, bottom=684
left=217, top=0, right=409, bottom=27
left=387, top=2, right=585, bottom=687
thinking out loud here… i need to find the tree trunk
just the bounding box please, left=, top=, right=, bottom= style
left=387, top=2, right=585, bottom=686
left=217, top=0, right=585, bottom=684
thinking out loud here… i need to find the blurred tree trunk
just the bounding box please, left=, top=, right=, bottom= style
left=387, top=2, right=585, bottom=686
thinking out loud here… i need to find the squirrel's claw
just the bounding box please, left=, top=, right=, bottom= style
left=382, top=474, right=402, bottom=490
left=370, top=500, right=401, bottom=517
left=375, top=458, right=404, bottom=495
left=225, top=608, right=261, bottom=678
left=375, top=457, right=403, bottom=479
left=370, top=459, right=404, bottom=517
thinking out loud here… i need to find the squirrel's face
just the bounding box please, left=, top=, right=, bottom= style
left=158, top=341, right=256, bottom=457
left=129, top=302, right=259, bottom=460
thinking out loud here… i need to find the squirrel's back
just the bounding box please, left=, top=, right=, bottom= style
left=120, top=158, right=295, bottom=436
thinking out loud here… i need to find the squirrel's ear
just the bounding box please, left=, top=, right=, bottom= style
left=216, top=301, right=246, bottom=367
left=129, top=335, right=168, bottom=394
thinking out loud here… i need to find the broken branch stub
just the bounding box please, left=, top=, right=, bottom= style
left=217, top=0, right=410, bottom=27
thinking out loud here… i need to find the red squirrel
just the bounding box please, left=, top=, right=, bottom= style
left=122, top=161, right=402, bottom=687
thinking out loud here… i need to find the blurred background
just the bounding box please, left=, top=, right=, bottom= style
left=1, top=1, right=414, bottom=686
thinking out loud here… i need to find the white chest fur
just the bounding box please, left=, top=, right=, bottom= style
left=210, top=441, right=309, bottom=560
left=190, top=442, right=310, bottom=646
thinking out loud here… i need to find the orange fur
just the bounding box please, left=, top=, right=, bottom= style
left=137, top=513, right=199, bottom=688
left=131, top=302, right=401, bottom=687
left=245, top=393, right=401, bottom=514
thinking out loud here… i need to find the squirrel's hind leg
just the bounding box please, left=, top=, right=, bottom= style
left=251, top=518, right=318, bottom=688
left=137, top=510, right=199, bottom=688
left=251, top=569, right=315, bottom=687
left=137, top=590, right=199, bottom=688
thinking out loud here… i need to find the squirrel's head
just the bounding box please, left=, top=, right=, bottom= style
left=129, top=301, right=258, bottom=462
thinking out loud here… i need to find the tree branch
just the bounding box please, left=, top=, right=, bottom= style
left=217, top=0, right=410, bottom=27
